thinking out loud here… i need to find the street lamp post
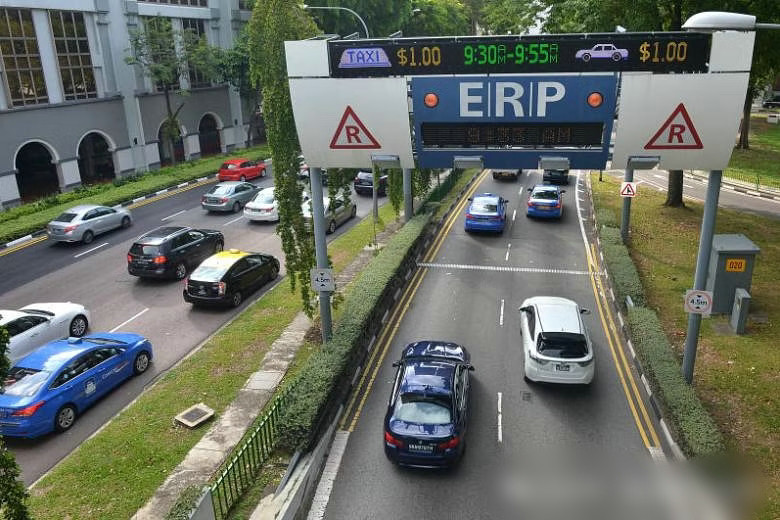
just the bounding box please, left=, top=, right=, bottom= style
left=300, top=4, right=370, bottom=39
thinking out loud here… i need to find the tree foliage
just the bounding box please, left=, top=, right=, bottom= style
left=304, top=0, right=413, bottom=38
left=250, top=0, right=319, bottom=316
left=402, top=0, right=470, bottom=36
left=0, top=326, right=30, bottom=520
left=481, top=0, right=542, bottom=34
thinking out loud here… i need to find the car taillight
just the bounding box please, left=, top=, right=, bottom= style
left=384, top=431, right=404, bottom=448
left=127, top=254, right=133, bottom=263
left=64, top=225, right=77, bottom=233
left=217, top=282, right=226, bottom=296
left=153, top=255, right=167, bottom=264
left=183, top=277, right=189, bottom=286
left=554, top=202, right=561, bottom=209
left=529, top=351, right=550, bottom=365
left=201, top=196, right=207, bottom=202
left=465, top=213, right=473, bottom=219
left=437, top=436, right=460, bottom=450
left=220, top=197, right=228, bottom=203
left=12, top=401, right=45, bottom=417
left=527, top=200, right=534, bottom=207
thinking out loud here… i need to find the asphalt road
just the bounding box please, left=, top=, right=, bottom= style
left=321, top=170, right=671, bottom=520
left=0, top=174, right=384, bottom=485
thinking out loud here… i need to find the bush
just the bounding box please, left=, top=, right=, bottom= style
left=627, top=306, right=724, bottom=457
left=602, top=243, right=646, bottom=307
left=599, top=225, right=622, bottom=245
left=276, top=214, right=431, bottom=451
left=596, top=207, right=618, bottom=228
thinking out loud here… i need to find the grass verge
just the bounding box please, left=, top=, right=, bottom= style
left=724, top=116, right=780, bottom=190
left=590, top=173, right=780, bottom=519
left=0, top=145, right=270, bottom=243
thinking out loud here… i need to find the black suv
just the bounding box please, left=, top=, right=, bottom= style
left=127, top=226, right=224, bottom=280
left=353, top=170, right=387, bottom=196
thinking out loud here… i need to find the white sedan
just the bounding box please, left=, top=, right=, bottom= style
left=0, top=302, right=90, bottom=364
left=244, top=187, right=309, bottom=223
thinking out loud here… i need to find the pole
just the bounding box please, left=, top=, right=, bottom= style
left=309, top=167, right=333, bottom=343
left=403, top=167, right=413, bottom=222
left=620, top=165, right=634, bottom=244
left=682, top=170, right=722, bottom=384
left=372, top=174, right=379, bottom=221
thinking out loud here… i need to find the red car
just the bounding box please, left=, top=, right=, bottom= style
left=218, top=158, right=266, bottom=182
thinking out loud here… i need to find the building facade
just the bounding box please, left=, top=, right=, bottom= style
left=0, top=0, right=256, bottom=208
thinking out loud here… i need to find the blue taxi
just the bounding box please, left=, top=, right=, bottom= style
left=464, top=193, right=508, bottom=233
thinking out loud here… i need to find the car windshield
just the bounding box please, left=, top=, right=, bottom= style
left=221, top=163, right=238, bottom=170
left=253, top=191, right=275, bottom=204
left=393, top=393, right=452, bottom=425
left=2, top=367, right=50, bottom=396
left=53, top=212, right=77, bottom=223
left=533, top=190, right=559, bottom=200
left=538, top=333, right=588, bottom=359
left=471, top=199, right=498, bottom=213
left=209, top=185, right=233, bottom=195
left=191, top=256, right=235, bottom=282
left=357, top=172, right=372, bottom=180
left=130, top=244, right=161, bottom=256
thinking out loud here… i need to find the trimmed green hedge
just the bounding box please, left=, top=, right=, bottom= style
left=627, top=306, right=724, bottom=457
left=418, top=168, right=463, bottom=208
left=276, top=214, right=431, bottom=450
left=596, top=207, right=618, bottom=228
left=602, top=242, right=646, bottom=307
left=599, top=225, right=622, bottom=245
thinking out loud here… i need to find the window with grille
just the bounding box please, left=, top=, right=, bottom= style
left=138, top=0, right=208, bottom=6
left=182, top=18, right=209, bottom=88
left=50, top=11, right=96, bottom=101
left=0, top=8, right=48, bottom=107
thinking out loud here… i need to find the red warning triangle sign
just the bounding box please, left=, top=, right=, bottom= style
left=644, top=103, right=703, bottom=150
left=620, top=182, right=636, bottom=197
left=329, top=106, right=381, bottom=149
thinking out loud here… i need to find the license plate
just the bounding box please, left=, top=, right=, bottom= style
left=555, top=363, right=570, bottom=372
left=538, top=206, right=552, bottom=211
left=408, top=443, right=433, bottom=453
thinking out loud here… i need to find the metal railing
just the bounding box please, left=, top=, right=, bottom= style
left=723, top=170, right=780, bottom=191
left=210, top=384, right=295, bottom=519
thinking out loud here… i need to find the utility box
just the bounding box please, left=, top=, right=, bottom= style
left=706, top=234, right=760, bottom=314
left=730, top=288, right=751, bottom=334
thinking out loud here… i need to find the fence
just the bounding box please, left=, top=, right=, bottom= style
left=210, top=384, right=295, bottom=519
left=722, top=170, right=780, bottom=191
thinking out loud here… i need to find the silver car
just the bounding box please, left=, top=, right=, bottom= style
left=201, top=181, right=260, bottom=213
left=47, top=204, right=132, bottom=244
left=302, top=192, right=356, bottom=234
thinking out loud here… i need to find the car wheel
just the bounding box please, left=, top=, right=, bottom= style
left=327, top=220, right=337, bottom=234
left=612, top=52, right=622, bottom=61
left=232, top=202, right=241, bottom=213
left=214, top=240, right=224, bottom=253
left=581, top=53, right=591, bottom=62
left=270, top=264, right=279, bottom=280
left=174, top=262, right=187, bottom=280
left=231, top=291, right=243, bottom=308
left=69, top=315, right=88, bottom=337
left=121, top=216, right=131, bottom=228
left=54, top=404, right=77, bottom=433
left=350, top=205, right=357, bottom=218
left=81, top=230, right=94, bottom=244
left=240, top=175, right=246, bottom=182
left=134, top=351, right=151, bottom=375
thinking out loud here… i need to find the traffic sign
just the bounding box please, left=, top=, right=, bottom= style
left=684, top=289, right=713, bottom=315
left=620, top=182, right=637, bottom=197
left=311, top=268, right=335, bottom=292
left=329, top=106, right=381, bottom=149
left=644, top=103, right=703, bottom=150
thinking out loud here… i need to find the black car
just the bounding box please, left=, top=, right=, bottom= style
left=127, top=226, right=224, bottom=280
left=183, top=249, right=280, bottom=307
left=384, top=341, right=473, bottom=468
left=543, top=168, right=570, bottom=185
left=354, top=170, right=387, bottom=196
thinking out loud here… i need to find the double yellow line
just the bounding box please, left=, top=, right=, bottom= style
left=340, top=168, right=490, bottom=431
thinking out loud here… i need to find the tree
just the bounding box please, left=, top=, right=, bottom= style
left=402, top=0, right=470, bottom=37
left=250, top=0, right=320, bottom=316
left=126, top=16, right=218, bottom=166
left=305, top=0, right=413, bottom=38
left=0, top=326, right=31, bottom=520
left=481, top=0, right=542, bottom=34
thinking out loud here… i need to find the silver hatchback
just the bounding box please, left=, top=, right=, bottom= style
left=201, top=181, right=260, bottom=212
left=47, top=204, right=133, bottom=244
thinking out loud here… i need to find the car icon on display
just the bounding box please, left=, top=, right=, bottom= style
left=575, top=44, right=628, bottom=62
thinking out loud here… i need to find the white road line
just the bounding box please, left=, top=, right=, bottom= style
left=109, top=307, right=149, bottom=332
left=418, top=262, right=603, bottom=276
left=223, top=215, right=244, bottom=226
left=74, top=242, right=108, bottom=258
left=307, top=431, right=350, bottom=520
left=499, top=299, right=505, bottom=326
left=512, top=209, right=516, bottom=221
left=161, top=209, right=186, bottom=221
left=497, top=392, right=503, bottom=444
left=505, top=243, right=511, bottom=261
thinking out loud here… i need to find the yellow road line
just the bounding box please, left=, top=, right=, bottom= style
left=0, top=235, right=48, bottom=257
left=342, top=169, right=489, bottom=431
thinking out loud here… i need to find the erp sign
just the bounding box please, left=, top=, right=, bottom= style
left=411, top=75, right=617, bottom=169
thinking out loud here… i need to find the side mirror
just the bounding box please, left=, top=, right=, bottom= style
left=560, top=190, right=566, bottom=194
left=518, top=306, right=531, bottom=313
left=392, top=361, right=401, bottom=367
left=526, top=188, right=532, bottom=192
left=467, top=197, right=473, bottom=201
left=580, top=308, right=591, bottom=315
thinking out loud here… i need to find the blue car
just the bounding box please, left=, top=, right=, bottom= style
left=464, top=193, right=508, bottom=233
left=384, top=341, right=473, bottom=468
left=526, top=184, right=565, bottom=218
left=0, top=333, right=153, bottom=438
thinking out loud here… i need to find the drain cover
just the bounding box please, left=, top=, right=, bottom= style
left=175, top=403, right=215, bottom=428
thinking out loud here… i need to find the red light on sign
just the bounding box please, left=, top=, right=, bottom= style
left=424, top=93, right=439, bottom=108
left=587, top=92, right=603, bottom=108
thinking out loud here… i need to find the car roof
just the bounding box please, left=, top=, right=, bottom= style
left=401, top=341, right=470, bottom=364
left=215, top=181, right=244, bottom=187
left=137, top=226, right=188, bottom=242
left=212, top=249, right=250, bottom=261
left=473, top=193, right=498, bottom=200
left=399, top=360, right=455, bottom=397
left=531, top=185, right=561, bottom=194
left=0, top=310, right=27, bottom=325
left=15, top=334, right=134, bottom=371
left=526, top=297, right=582, bottom=334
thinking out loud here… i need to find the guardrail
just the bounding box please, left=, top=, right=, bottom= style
left=210, top=384, right=294, bottom=519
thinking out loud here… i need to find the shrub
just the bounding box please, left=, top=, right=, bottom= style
left=599, top=225, right=622, bottom=245
left=602, top=242, right=646, bottom=307
left=596, top=207, right=618, bottom=228
left=627, top=306, right=724, bottom=457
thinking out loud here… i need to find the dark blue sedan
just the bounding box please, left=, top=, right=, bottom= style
left=526, top=184, right=565, bottom=218
left=384, top=341, right=473, bottom=468
left=464, top=193, right=508, bottom=233
left=0, top=333, right=153, bottom=438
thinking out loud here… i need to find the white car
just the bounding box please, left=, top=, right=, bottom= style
left=519, top=296, right=594, bottom=384
left=0, top=303, right=90, bottom=365
left=244, top=187, right=310, bottom=223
